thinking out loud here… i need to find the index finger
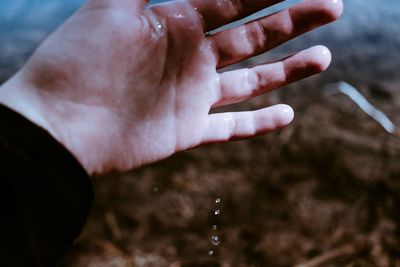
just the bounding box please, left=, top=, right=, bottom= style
left=188, top=0, right=283, bottom=31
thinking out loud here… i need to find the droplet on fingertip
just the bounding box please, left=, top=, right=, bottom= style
left=211, top=235, right=221, bottom=246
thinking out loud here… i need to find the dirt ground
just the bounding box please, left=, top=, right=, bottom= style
left=1, top=0, right=400, bottom=266
left=58, top=75, right=400, bottom=267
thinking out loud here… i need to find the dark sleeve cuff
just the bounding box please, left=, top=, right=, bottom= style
left=0, top=104, right=93, bottom=267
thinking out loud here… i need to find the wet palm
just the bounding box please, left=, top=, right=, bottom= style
left=0, top=0, right=343, bottom=175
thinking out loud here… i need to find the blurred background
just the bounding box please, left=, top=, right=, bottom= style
left=1, top=0, right=400, bottom=266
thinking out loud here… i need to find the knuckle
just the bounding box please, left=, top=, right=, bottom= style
left=244, top=20, right=267, bottom=55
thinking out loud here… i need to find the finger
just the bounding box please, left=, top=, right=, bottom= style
left=210, top=0, right=343, bottom=68
left=213, top=45, right=331, bottom=107
left=202, top=104, right=294, bottom=143
left=188, top=0, right=283, bottom=31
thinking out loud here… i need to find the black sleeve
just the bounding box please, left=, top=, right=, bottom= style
left=0, top=104, right=93, bottom=267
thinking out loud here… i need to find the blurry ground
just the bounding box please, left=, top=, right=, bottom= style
left=1, top=0, right=400, bottom=266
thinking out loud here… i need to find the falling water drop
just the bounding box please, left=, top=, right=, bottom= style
left=208, top=197, right=223, bottom=256
left=211, top=235, right=221, bottom=246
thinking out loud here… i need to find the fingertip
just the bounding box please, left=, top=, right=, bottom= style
left=320, top=0, right=344, bottom=21
left=311, top=45, right=332, bottom=71
left=292, top=45, right=332, bottom=75
left=302, top=0, right=344, bottom=22
left=330, top=0, right=344, bottom=19
left=273, top=104, right=294, bottom=127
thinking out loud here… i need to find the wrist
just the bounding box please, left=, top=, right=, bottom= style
left=0, top=73, right=55, bottom=135
left=0, top=73, right=94, bottom=175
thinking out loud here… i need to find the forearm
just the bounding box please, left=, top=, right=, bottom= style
left=0, top=103, right=93, bottom=267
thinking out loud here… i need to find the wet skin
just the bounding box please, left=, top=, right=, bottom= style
left=0, top=0, right=343, bottom=175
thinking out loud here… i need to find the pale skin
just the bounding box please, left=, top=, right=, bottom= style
left=0, top=0, right=343, bottom=175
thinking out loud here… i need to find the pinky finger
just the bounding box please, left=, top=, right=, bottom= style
left=202, top=104, right=294, bottom=144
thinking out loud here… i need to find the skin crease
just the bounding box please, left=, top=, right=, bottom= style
left=0, top=0, right=343, bottom=175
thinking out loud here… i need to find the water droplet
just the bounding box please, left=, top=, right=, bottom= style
left=208, top=250, right=214, bottom=256
left=211, top=235, right=221, bottom=246
left=215, top=198, right=221, bottom=204
left=212, top=224, right=218, bottom=230
left=214, top=210, right=220, bottom=215
left=174, top=14, right=184, bottom=19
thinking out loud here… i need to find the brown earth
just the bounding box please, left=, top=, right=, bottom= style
left=59, top=75, right=400, bottom=267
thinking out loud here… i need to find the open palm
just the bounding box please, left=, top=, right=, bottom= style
left=0, top=0, right=343, bottom=174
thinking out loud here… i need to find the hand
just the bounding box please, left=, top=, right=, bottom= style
left=0, top=0, right=343, bottom=175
